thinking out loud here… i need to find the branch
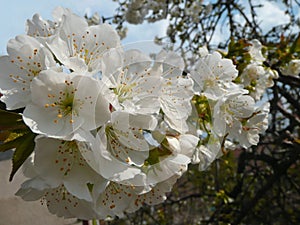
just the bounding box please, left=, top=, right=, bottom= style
left=232, top=146, right=300, bottom=224
left=278, top=86, right=300, bottom=112
left=278, top=75, right=300, bottom=87
left=277, top=101, right=300, bottom=125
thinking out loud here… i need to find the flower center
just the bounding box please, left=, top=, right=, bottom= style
left=8, top=49, right=43, bottom=92
left=105, top=126, right=132, bottom=164
left=67, top=30, right=108, bottom=71
left=44, top=80, right=83, bottom=124
left=114, top=82, right=137, bottom=103
left=55, top=141, right=86, bottom=176
left=41, top=185, right=79, bottom=210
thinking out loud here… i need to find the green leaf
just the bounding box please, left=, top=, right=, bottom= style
left=9, top=132, right=37, bottom=181
left=0, top=131, right=10, bottom=142
left=0, top=134, right=26, bottom=152
left=0, top=109, right=27, bottom=130
left=0, top=109, right=22, bottom=122
left=0, top=108, right=33, bottom=155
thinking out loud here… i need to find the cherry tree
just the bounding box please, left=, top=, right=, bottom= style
left=0, top=1, right=299, bottom=224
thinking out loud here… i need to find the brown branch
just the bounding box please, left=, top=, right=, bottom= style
left=278, top=75, right=300, bottom=87
left=278, top=86, right=300, bottom=112
left=277, top=101, right=300, bottom=124
left=232, top=146, right=300, bottom=224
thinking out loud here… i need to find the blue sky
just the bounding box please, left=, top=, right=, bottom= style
left=0, top=0, right=298, bottom=55
left=0, top=0, right=168, bottom=55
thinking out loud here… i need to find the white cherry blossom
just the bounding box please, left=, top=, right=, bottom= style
left=212, top=90, right=255, bottom=137
left=80, top=111, right=157, bottom=183
left=0, top=35, right=56, bottom=109
left=115, top=132, right=191, bottom=186
left=138, top=146, right=190, bottom=187
left=32, top=136, right=108, bottom=201
left=47, top=20, right=121, bottom=75
left=240, top=39, right=278, bottom=100
left=23, top=69, right=110, bottom=140
left=125, top=0, right=148, bottom=24
left=16, top=184, right=102, bottom=220
left=155, top=50, right=194, bottom=133
left=0, top=6, right=278, bottom=220
left=15, top=141, right=108, bottom=220
left=26, top=7, right=87, bottom=46
left=191, top=51, right=240, bottom=100
left=281, top=59, right=300, bottom=76
left=105, top=111, right=157, bottom=166
left=80, top=112, right=195, bottom=190
left=102, top=49, right=162, bottom=114
left=191, top=130, right=222, bottom=171
left=166, top=134, right=199, bottom=158
left=95, top=175, right=180, bottom=219
left=248, top=39, right=266, bottom=62
left=228, top=102, right=270, bottom=148
left=241, top=63, right=278, bottom=100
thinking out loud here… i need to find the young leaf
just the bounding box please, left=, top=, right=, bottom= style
left=0, top=108, right=33, bottom=151
left=9, top=132, right=37, bottom=181
left=0, top=109, right=27, bottom=130
left=0, top=134, right=26, bottom=152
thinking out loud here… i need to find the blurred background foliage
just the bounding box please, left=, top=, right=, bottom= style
left=88, top=0, right=300, bottom=224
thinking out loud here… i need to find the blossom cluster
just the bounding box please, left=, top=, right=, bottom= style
left=239, top=39, right=279, bottom=100
left=124, top=0, right=213, bottom=25
left=281, top=59, right=300, bottom=77
left=0, top=7, right=272, bottom=220
left=124, top=0, right=170, bottom=24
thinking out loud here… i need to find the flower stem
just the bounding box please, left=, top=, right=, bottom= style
left=92, top=219, right=99, bottom=225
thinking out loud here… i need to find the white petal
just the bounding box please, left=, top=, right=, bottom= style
left=24, top=104, right=83, bottom=139
left=73, top=76, right=111, bottom=130
left=178, top=134, right=199, bottom=157
left=80, top=129, right=141, bottom=182
left=0, top=35, right=56, bottom=109
left=160, top=76, right=194, bottom=133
